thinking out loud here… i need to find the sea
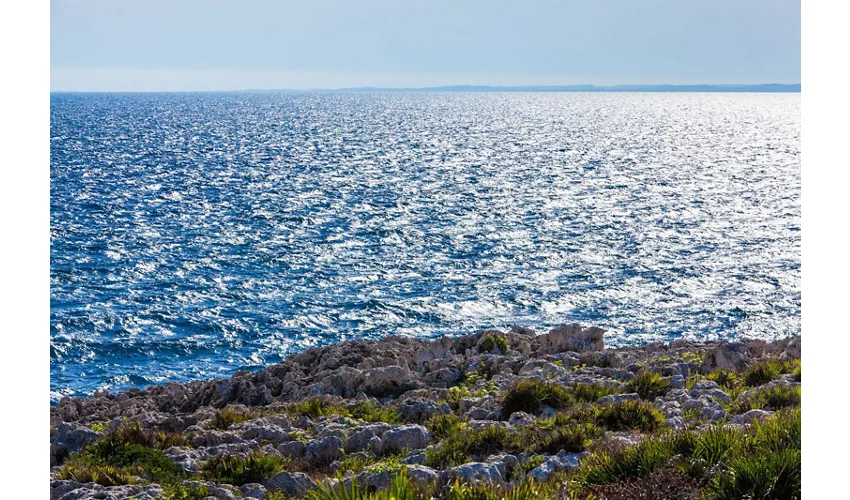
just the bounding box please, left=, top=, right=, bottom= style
left=50, top=92, right=800, bottom=402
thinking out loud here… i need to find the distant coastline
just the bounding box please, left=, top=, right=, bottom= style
left=51, top=83, right=801, bottom=94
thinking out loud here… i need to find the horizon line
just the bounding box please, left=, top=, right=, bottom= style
left=50, top=83, right=801, bottom=94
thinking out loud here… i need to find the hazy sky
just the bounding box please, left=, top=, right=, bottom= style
left=51, top=0, right=801, bottom=91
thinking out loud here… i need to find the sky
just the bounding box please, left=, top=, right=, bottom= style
left=50, top=0, right=801, bottom=92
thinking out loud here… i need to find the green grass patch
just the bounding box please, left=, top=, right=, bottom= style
left=626, top=369, right=671, bottom=400
left=201, top=452, right=290, bottom=486
left=735, top=385, right=801, bottom=413
left=161, top=483, right=213, bottom=500
left=501, top=379, right=573, bottom=417
left=57, top=420, right=186, bottom=486
left=55, top=463, right=137, bottom=486
left=351, top=401, right=400, bottom=424
left=572, top=383, right=620, bottom=403
left=211, top=406, right=254, bottom=430
left=571, top=400, right=666, bottom=433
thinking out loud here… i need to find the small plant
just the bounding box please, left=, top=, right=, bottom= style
left=211, top=406, right=253, bottom=430
left=572, top=382, right=620, bottom=403
left=425, top=413, right=466, bottom=440
left=793, top=364, right=801, bottom=382
left=55, top=463, right=136, bottom=486
left=710, top=448, right=801, bottom=500
left=682, top=407, right=703, bottom=421
left=286, top=397, right=350, bottom=419
left=577, top=437, right=673, bottom=485
left=626, top=369, right=671, bottom=400
left=681, top=351, right=704, bottom=364
left=501, top=379, right=573, bottom=417
left=446, top=479, right=548, bottom=500
left=514, top=455, right=547, bottom=478
left=89, top=421, right=109, bottom=433
left=525, top=422, right=603, bottom=455
left=743, top=359, right=783, bottom=387
left=201, top=452, right=290, bottom=486
left=162, top=483, right=213, bottom=500
left=572, top=400, right=666, bottom=432
left=155, top=431, right=191, bottom=449
left=351, top=401, right=400, bottom=424
left=478, top=334, right=509, bottom=354
left=706, top=368, right=740, bottom=391
left=735, top=385, right=801, bottom=413
left=424, top=423, right=518, bottom=468
left=308, top=469, right=424, bottom=500
left=336, top=454, right=375, bottom=475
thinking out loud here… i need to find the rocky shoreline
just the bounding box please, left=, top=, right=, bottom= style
left=50, top=325, right=802, bottom=499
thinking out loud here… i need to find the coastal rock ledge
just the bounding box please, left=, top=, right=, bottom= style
left=50, top=325, right=802, bottom=500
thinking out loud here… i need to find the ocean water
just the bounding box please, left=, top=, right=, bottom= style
left=50, top=92, right=800, bottom=401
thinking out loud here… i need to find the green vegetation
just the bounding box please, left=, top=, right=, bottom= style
left=201, top=452, right=290, bottom=486
left=501, top=379, right=573, bottom=417
left=706, top=369, right=739, bottom=391
left=571, top=408, right=800, bottom=499
left=478, top=334, right=509, bottom=354
left=734, top=385, right=801, bottom=413
left=571, top=400, right=667, bottom=432
left=351, top=401, right=400, bottom=424
left=743, top=358, right=799, bottom=387
left=89, top=421, right=109, bottom=433
left=211, top=406, right=253, bottom=430
left=572, top=382, right=620, bottom=403
left=285, top=397, right=349, bottom=419
left=626, top=369, right=671, bottom=400
left=161, top=483, right=213, bottom=500
left=309, top=469, right=426, bottom=500
left=424, top=416, right=602, bottom=469
left=425, top=413, right=465, bottom=440
left=55, top=463, right=136, bottom=486
left=56, top=421, right=186, bottom=486
left=681, top=351, right=704, bottom=364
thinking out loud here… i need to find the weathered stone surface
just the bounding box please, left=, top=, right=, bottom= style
left=307, top=435, right=344, bottom=463
left=702, top=342, right=750, bottom=372
left=50, top=481, right=164, bottom=500
left=382, top=425, right=431, bottom=454
left=448, top=462, right=505, bottom=485
left=263, top=471, right=317, bottom=497
left=51, top=423, right=100, bottom=464
left=732, top=409, right=775, bottom=425
left=537, top=324, right=605, bottom=354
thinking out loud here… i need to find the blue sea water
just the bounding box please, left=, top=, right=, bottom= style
left=50, top=92, right=800, bottom=402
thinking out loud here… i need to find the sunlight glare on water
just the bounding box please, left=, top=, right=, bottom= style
left=50, top=92, right=800, bottom=400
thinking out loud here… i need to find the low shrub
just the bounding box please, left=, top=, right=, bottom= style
left=501, top=379, right=573, bottom=417
left=710, top=448, right=801, bottom=500
left=201, top=452, right=290, bottom=486
left=55, top=463, right=136, bottom=486
left=524, top=422, right=603, bottom=455
left=572, top=400, right=666, bottom=432
left=308, top=469, right=424, bottom=500
left=706, top=368, right=740, bottom=391
left=478, top=334, right=509, bottom=354
left=286, top=397, right=349, bottom=419
left=743, top=359, right=784, bottom=387
left=211, top=406, right=253, bottom=430
left=425, top=413, right=465, bottom=440
left=626, top=369, right=671, bottom=400
left=351, top=401, right=400, bottom=424
left=161, top=483, right=213, bottom=500
left=572, top=383, right=620, bottom=403
left=735, top=385, right=801, bottom=413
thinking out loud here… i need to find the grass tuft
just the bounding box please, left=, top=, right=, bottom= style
left=211, top=406, right=253, bottom=430
left=626, top=369, right=671, bottom=400
left=501, top=379, right=573, bottom=417
left=201, top=452, right=290, bottom=486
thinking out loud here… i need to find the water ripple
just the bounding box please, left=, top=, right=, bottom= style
left=50, top=92, right=800, bottom=400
